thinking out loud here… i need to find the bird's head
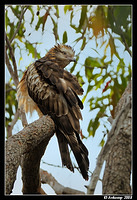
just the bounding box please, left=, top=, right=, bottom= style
left=46, top=44, right=76, bottom=68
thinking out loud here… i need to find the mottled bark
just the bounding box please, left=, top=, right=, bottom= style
left=102, top=81, right=132, bottom=194
left=5, top=115, right=55, bottom=194
left=87, top=81, right=131, bottom=194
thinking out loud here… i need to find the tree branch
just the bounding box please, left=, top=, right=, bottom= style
left=40, top=169, right=85, bottom=195
left=102, top=81, right=132, bottom=194
left=5, top=50, right=18, bottom=87
left=5, top=115, right=55, bottom=194
left=5, top=33, right=19, bottom=84
left=7, top=109, right=20, bottom=138
left=87, top=81, right=132, bottom=194
left=5, top=35, right=28, bottom=127
left=5, top=49, right=28, bottom=127
left=10, top=6, right=29, bottom=44
left=84, top=65, right=108, bottom=70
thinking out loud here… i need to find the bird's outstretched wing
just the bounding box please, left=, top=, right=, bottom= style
left=19, top=57, right=89, bottom=180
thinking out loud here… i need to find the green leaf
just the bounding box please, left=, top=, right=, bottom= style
left=82, top=84, right=94, bottom=103
left=28, top=6, right=35, bottom=24
left=109, top=33, right=121, bottom=60
left=70, top=55, right=79, bottom=73
left=84, top=56, right=103, bottom=82
left=108, top=6, right=131, bottom=39
left=10, top=6, right=21, bottom=19
left=35, top=16, right=43, bottom=30
left=35, top=10, right=50, bottom=32
left=113, top=6, right=131, bottom=29
left=87, top=117, right=100, bottom=137
left=25, top=42, right=35, bottom=58
left=5, top=10, right=10, bottom=31
left=81, top=37, right=86, bottom=50
left=54, top=5, right=59, bottom=18
left=62, top=31, right=68, bottom=44
left=18, top=57, right=23, bottom=66
left=87, top=119, right=94, bottom=137
left=99, top=138, right=105, bottom=147
left=75, top=72, right=85, bottom=86
left=121, top=75, right=127, bottom=90
left=50, top=16, right=59, bottom=41
left=8, top=22, right=15, bottom=40
left=91, top=48, right=100, bottom=56
left=70, top=24, right=79, bottom=32
left=64, top=5, right=72, bottom=14
left=18, top=22, right=25, bottom=37
left=78, top=6, right=87, bottom=30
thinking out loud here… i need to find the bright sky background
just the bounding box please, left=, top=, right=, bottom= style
left=5, top=5, right=131, bottom=195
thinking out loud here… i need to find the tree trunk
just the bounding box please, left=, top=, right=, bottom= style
left=102, top=81, right=132, bottom=194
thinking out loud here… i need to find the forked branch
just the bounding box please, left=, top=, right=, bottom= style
left=5, top=116, right=55, bottom=194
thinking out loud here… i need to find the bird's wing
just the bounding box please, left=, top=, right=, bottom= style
left=34, top=59, right=83, bottom=129
left=24, top=59, right=89, bottom=180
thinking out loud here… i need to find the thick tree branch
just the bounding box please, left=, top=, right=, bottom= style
left=5, top=115, right=55, bottom=195
left=102, top=81, right=132, bottom=194
left=40, top=169, right=85, bottom=195
left=87, top=81, right=132, bottom=194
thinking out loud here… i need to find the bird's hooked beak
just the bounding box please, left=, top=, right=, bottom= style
left=69, top=58, right=76, bottom=62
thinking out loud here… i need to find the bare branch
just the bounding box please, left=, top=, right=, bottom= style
left=7, top=109, right=20, bottom=138
left=18, top=108, right=28, bottom=127
left=42, top=160, right=62, bottom=168
left=84, top=65, right=108, bottom=70
left=107, top=116, right=113, bottom=124
left=5, top=50, right=18, bottom=87
left=10, top=6, right=29, bottom=44
left=5, top=33, right=19, bottom=84
left=40, top=169, right=85, bottom=195
left=87, top=84, right=132, bottom=194
left=5, top=115, right=55, bottom=194
left=5, top=35, right=28, bottom=127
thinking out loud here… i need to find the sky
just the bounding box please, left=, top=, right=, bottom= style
left=5, top=5, right=131, bottom=195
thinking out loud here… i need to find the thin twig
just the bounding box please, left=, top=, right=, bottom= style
left=5, top=33, right=19, bottom=84
left=85, top=65, right=108, bottom=70
left=18, top=108, right=28, bottom=127
left=6, top=49, right=28, bottom=127
left=42, top=160, right=62, bottom=168
left=6, top=87, right=16, bottom=93
left=5, top=50, right=18, bottom=87
left=40, top=169, right=85, bottom=194
left=7, top=109, right=20, bottom=138
left=10, top=6, right=29, bottom=44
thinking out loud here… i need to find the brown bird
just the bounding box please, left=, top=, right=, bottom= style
left=17, top=44, right=89, bottom=180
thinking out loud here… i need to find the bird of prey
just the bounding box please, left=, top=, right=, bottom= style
left=17, top=44, right=89, bottom=180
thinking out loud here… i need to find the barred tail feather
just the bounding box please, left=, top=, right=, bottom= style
left=56, top=130, right=74, bottom=172
left=68, top=134, right=89, bottom=180
left=57, top=129, right=89, bottom=180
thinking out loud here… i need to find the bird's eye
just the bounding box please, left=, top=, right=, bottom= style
left=62, top=51, right=67, bottom=55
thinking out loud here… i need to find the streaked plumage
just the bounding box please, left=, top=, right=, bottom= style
left=17, top=44, right=89, bottom=180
